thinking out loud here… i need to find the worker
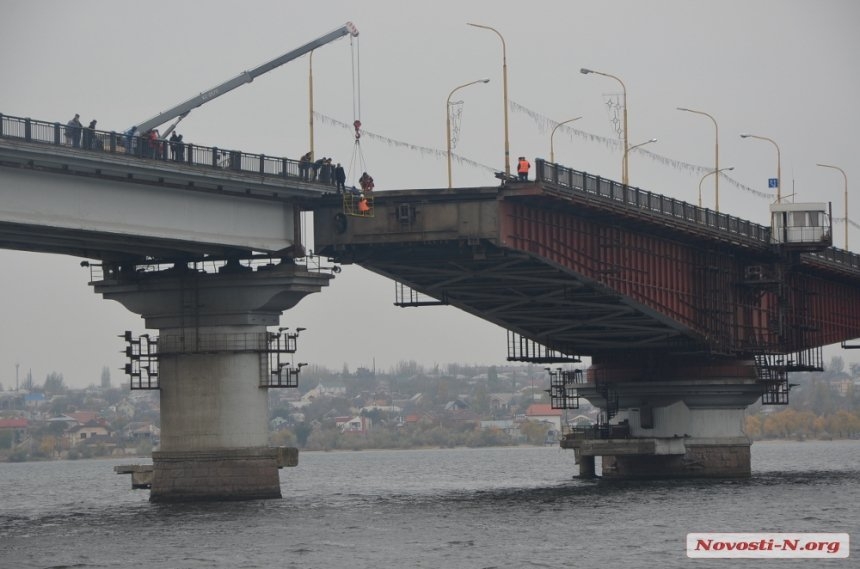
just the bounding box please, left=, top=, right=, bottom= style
left=358, top=193, right=370, bottom=213
left=517, top=156, right=531, bottom=182
left=359, top=172, right=374, bottom=192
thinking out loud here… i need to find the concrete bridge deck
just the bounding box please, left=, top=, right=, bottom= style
left=0, top=112, right=333, bottom=261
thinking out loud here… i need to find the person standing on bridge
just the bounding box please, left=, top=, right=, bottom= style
left=169, top=132, right=180, bottom=161
left=335, top=162, right=346, bottom=193
left=517, top=156, right=531, bottom=182
left=83, top=120, right=98, bottom=150
left=299, top=152, right=312, bottom=181
left=312, top=156, right=324, bottom=181
left=175, top=134, right=185, bottom=162
left=66, top=114, right=82, bottom=147
left=124, top=126, right=138, bottom=155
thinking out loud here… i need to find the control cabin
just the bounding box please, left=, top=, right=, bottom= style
left=770, top=202, right=832, bottom=250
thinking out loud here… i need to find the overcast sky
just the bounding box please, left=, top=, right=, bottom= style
left=1, top=0, right=859, bottom=389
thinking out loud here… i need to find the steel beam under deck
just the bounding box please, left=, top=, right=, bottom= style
left=338, top=241, right=699, bottom=355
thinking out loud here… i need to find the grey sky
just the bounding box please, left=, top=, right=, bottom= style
left=1, top=0, right=859, bottom=388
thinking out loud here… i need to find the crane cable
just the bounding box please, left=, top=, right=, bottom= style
left=347, top=34, right=366, bottom=185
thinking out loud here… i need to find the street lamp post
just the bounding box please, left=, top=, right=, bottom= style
left=468, top=23, right=510, bottom=177
left=308, top=50, right=315, bottom=161
left=581, top=67, right=628, bottom=184
left=678, top=107, right=720, bottom=211
left=740, top=133, right=781, bottom=202
left=698, top=167, right=734, bottom=209
left=816, top=163, right=849, bottom=250
left=623, top=138, right=657, bottom=185
left=550, top=116, right=582, bottom=164
left=446, top=78, right=490, bottom=188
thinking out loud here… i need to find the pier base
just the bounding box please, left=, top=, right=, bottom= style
left=96, top=261, right=330, bottom=502
left=562, top=358, right=763, bottom=480
left=150, top=448, right=281, bottom=502
left=599, top=440, right=751, bottom=479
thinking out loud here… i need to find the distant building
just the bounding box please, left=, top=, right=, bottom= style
left=525, top=403, right=563, bottom=432
left=336, top=416, right=371, bottom=435
left=489, top=393, right=516, bottom=413
left=444, top=399, right=470, bottom=411
left=0, top=417, right=29, bottom=447
left=124, top=421, right=160, bottom=442
left=66, top=420, right=111, bottom=447
left=68, top=411, right=100, bottom=425
left=24, top=392, right=46, bottom=408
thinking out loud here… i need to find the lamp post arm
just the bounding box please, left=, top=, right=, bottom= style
left=584, top=68, right=628, bottom=184
left=741, top=133, right=782, bottom=202
left=678, top=107, right=720, bottom=210
left=549, top=116, right=582, bottom=164
left=446, top=79, right=490, bottom=188
left=817, top=163, right=849, bottom=249
left=468, top=23, right=510, bottom=177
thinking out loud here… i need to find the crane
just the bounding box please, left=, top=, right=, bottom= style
left=130, top=22, right=359, bottom=137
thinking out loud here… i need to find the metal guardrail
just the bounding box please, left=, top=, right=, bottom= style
left=535, top=159, right=860, bottom=274
left=82, top=254, right=340, bottom=281
left=562, top=423, right=630, bottom=440
left=535, top=159, right=770, bottom=245
left=0, top=112, right=331, bottom=186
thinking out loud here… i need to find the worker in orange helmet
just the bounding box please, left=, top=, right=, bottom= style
left=358, top=193, right=370, bottom=213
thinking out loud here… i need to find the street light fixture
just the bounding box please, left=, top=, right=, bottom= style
left=308, top=50, right=316, bottom=161
left=446, top=78, right=490, bottom=188
left=550, top=116, right=582, bottom=164
left=623, top=138, right=657, bottom=185
left=740, top=133, right=781, bottom=202
left=468, top=23, right=510, bottom=177
left=581, top=67, right=629, bottom=184
left=678, top=107, right=720, bottom=211
left=699, top=167, right=734, bottom=209
left=816, top=163, right=848, bottom=250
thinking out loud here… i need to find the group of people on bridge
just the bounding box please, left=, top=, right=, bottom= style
left=65, top=114, right=102, bottom=150
left=299, top=153, right=347, bottom=192
left=62, top=113, right=377, bottom=197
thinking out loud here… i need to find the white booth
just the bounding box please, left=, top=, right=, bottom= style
left=770, top=202, right=832, bottom=249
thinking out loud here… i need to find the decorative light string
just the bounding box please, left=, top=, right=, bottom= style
left=510, top=100, right=772, bottom=199
left=314, top=111, right=497, bottom=174
left=314, top=106, right=856, bottom=233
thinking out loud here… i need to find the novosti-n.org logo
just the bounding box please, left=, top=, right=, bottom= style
left=687, top=533, right=849, bottom=558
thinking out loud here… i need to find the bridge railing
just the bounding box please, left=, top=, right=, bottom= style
left=536, top=159, right=770, bottom=245
left=536, top=159, right=860, bottom=275
left=0, top=112, right=310, bottom=184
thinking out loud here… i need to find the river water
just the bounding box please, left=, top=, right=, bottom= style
left=1, top=441, right=857, bottom=568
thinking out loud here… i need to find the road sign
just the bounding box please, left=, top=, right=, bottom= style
left=768, top=178, right=779, bottom=188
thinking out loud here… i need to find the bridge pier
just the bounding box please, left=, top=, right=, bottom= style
left=95, top=260, right=331, bottom=502
left=563, top=358, right=763, bottom=480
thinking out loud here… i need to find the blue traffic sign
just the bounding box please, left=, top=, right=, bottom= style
left=768, top=178, right=779, bottom=188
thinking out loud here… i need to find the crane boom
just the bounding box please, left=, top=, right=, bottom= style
left=132, top=21, right=358, bottom=135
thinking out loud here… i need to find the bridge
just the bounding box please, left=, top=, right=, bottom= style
left=312, top=161, right=860, bottom=479
left=3, top=112, right=860, bottom=499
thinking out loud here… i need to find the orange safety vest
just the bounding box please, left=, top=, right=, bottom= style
left=518, top=158, right=530, bottom=174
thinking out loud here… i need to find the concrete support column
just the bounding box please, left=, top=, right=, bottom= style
left=95, top=261, right=331, bottom=502
left=564, top=357, right=764, bottom=480
left=576, top=453, right=596, bottom=478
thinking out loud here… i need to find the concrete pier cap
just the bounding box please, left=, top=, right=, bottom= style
left=563, top=356, right=766, bottom=480
left=95, top=259, right=331, bottom=502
